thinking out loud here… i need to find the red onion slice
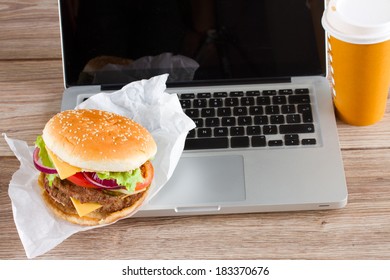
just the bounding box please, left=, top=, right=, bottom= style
left=33, top=147, right=58, bottom=174
left=82, top=172, right=122, bottom=189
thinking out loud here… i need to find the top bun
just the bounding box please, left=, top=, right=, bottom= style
left=42, top=109, right=157, bottom=172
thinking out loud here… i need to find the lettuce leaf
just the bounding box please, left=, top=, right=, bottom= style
left=35, top=135, right=55, bottom=168
left=35, top=135, right=57, bottom=186
left=96, top=168, right=144, bottom=193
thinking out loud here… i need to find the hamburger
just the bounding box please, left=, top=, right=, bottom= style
left=33, top=109, right=157, bottom=226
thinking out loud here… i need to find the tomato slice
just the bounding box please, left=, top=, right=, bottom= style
left=66, top=172, right=99, bottom=188
left=136, top=161, right=154, bottom=191
left=65, top=161, right=153, bottom=191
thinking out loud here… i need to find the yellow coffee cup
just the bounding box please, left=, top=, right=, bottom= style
left=322, top=0, right=390, bottom=126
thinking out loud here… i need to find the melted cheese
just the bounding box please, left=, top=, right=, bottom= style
left=70, top=197, right=102, bottom=217
left=46, top=147, right=82, bottom=179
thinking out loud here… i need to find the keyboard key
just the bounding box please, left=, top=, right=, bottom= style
left=214, top=127, right=228, bottom=137
left=289, top=95, right=311, bottom=104
left=269, top=140, right=283, bottom=146
left=278, top=89, right=293, bottom=95
left=197, top=128, right=212, bottom=137
left=257, top=96, right=271, bottom=105
left=286, top=114, right=301, bottom=123
left=295, top=88, right=309, bottom=94
left=252, top=135, right=266, bottom=147
left=254, top=115, right=268, bottom=125
left=209, top=98, right=223, bottom=107
left=231, top=136, right=250, bottom=148
left=225, top=97, right=239, bottom=106
left=262, top=90, right=277, bottom=95
left=281, top=105, right=296, bottom=114
left=205, top=118, right=220, bottom=127
left=247, top=126, right=261, bottom=135
left=263, top=125, right=278, bottom=134
left=185, top=109, right=199, bottom=118
left=241, top=97, right=255, bottom=106
left=180, top=93, right=195, bottom=99
left=222, top=117, right=236, bottom=126
left=265, top=105, right=280, bottom=115
left=302, top=138, right=317, bottom=145
left=193, top=99, right=207, bottom=108
left=233, top=107, right=248, bottom=116
left=279, top=124, right=315, bottom=134
left=230, top=127, right=245, bottom=136
left=185, top=138, right=229, bottom=150
left=246, top=90, right=261, bottom=96
left=297, top=104, right=312, bottom=113
left=270, top=115, right=285, bottom=124
left=214, top=92, right=228, bottom=97
left=238, top=116, right=252, bottom=125
left=285, top=134, right=300, bottom=146
left=180, top=99, right=191, bottom=109
left=297, top=105, right=313, bottom=122
left=272, top=95, right=287, bottom=105
left=187, top=129, right=196, bottom=138
left=230, top=91, right=244, bottom=97
left=217, top=107, right=232, bottom=116
left=193, top=118, right=204, bottom=127
left=197, top=92, right=211, bottom=98
left=302, top=111, right=313, bottom=123
left=249, top=106, right=263, bottom=115
left=201, top=108, right=215, bottom=117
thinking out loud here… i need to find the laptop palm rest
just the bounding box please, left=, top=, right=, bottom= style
left=148, top=155, right=246, bottom=211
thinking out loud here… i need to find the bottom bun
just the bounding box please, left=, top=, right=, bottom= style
left=38, top=173, right=148, bottom=226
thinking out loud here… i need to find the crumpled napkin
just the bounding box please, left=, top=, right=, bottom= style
left=3, top=74, right=195, bottom=258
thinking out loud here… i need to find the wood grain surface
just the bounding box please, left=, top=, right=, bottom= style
left=1, top=0, right=390, bottom=260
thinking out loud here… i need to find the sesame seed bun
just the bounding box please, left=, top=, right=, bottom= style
left=42, top=109, right=157, bottom=172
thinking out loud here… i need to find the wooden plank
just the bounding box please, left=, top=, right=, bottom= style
left=0, top=60, right=63, bottom=155
left=0, top=0, right=61, bottom=59
left=1, top=148, right=390, bottom=259
left=337, top=109, right=390, bottom=150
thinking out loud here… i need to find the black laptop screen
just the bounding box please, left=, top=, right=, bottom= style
left=59, top=0, right=325, bottom=87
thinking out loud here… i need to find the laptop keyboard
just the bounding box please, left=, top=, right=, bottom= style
left=178, top=88, right=318, bottom=150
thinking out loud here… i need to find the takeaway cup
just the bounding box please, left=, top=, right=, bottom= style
left=322, top=0, right=390, bottom=126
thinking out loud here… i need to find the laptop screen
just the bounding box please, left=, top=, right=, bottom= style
left=59, top=0, right=325, bottom=87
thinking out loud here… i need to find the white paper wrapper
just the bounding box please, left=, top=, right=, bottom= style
left=3, top=74, right=195, bottom=258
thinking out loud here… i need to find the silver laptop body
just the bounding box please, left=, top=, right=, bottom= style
left=58, top=0, right=347, bottom=217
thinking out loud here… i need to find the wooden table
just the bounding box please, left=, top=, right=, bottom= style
left=1, top=1, right=390, bottom=260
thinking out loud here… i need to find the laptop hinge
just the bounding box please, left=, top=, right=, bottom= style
left=101, top=84, right=126, bottom=91
left=100, top=77, right=292, bottom=91
left=167, top=77, right=292, bottom=88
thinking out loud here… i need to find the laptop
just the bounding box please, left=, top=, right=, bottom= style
left=58, top=0, right=347, bottom=217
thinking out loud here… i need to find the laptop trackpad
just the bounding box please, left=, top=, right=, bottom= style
left=149, top=155, right=246, bottom=206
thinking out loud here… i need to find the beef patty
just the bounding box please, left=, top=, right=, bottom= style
left=43, top=175, right=146, bottom=214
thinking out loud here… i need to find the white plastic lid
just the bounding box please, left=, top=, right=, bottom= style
left=322, top=0, right=390, bottom=44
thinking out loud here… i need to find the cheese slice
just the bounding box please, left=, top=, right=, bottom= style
left=70, top=197, right=102, bottom=217
left=46, top=147, right=82, bottom=179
